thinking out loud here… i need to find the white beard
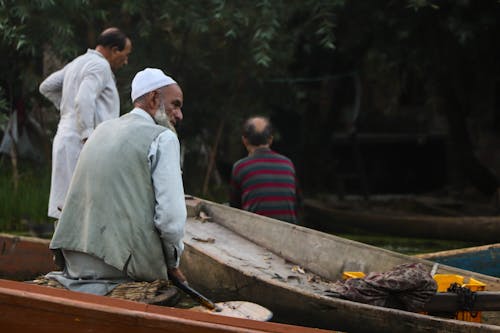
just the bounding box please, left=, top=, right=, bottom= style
left=154, top=103, right=176, bottom=133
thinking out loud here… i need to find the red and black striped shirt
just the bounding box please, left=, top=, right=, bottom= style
left=230, top=147, right=298, bottom=224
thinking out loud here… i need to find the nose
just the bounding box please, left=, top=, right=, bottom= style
left=176, top=108, right=183, bottom=121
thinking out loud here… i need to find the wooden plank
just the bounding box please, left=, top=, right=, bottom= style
left=416, top=244, right=500, bottom=277
left=0, top=279, right=334, bottom=333
left=0, top=233, right=56, bottom=280
left=424, top=292, right=500, bottom=312
left=303, top=198, right=500, bottom=242
left=417, top=244, right=500, bottom=259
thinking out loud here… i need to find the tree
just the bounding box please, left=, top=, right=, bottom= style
left=1, top=0, right=499, bottom=201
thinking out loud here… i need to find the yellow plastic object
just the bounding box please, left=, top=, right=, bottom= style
left=433, top=274, right=486, bottom=323
left=433, top=274, right=464, bottom=292
left=342, top=271, right=366, bottom=280
left=465, top=277, right=486, bottom=291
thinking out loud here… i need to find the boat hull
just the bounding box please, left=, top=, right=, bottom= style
left=181, top=197, right=500, bottom=332
left=303, top=198, right=500, bottom=242
left=0, top=233, right=57, bottom=280
left=416, top=244, right=500, bottom=278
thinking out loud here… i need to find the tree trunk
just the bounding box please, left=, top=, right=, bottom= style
left=202, top=119, right=225, bottom=196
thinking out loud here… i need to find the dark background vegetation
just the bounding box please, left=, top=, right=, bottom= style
left=1, top=0, right=499, bottom=228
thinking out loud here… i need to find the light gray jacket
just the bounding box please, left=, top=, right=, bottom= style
left=50, top=113, right=186, bottom=281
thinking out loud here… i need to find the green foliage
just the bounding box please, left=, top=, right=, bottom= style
left=310, top=1, right=343, bottom=50
left=0, top=0, right=499, bottom=201
left=251, top=0, right=280, bottom=67
left=0, top=161, right=51, bottom=231
left=0, top=0, right=345, bottom=119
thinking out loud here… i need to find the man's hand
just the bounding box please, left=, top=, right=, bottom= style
left=168, top=267, right=187, bottom=283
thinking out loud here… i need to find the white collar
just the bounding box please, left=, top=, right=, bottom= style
left=130, top=108, right=155, bottom=124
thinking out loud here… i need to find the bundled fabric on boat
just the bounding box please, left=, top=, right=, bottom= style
left=326, top=263, right=437, bottom=311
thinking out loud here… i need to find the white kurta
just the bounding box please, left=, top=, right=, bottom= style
left=40, top=49, right=120, bottom=218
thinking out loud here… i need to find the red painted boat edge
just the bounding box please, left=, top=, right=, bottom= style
left=0, top=279, right=333, bottom=333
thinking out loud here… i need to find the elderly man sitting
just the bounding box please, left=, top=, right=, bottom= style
left=45, top=68, right=186, bottom=299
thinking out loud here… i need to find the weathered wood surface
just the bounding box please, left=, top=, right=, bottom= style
left=303, top=198, right=500, bottom=242
left=0, top=279, right=333, bottom=333
left=0, top=233, right=56, bottom=280
left=182, top=197, right=500, bottom=333
left=416, top=244, right=500, bottom=278
left=424, top=292, right=500, bottom=312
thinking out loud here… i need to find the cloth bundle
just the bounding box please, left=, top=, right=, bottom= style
left=327, top=263, right=437, bottom=311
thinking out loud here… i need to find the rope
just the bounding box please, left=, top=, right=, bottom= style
left=447, top=282, right=477, bottom=312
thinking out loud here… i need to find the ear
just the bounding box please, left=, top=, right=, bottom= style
left=147, top=91, right=159, bottom=109
left=268, top=135, right=274, bottom=145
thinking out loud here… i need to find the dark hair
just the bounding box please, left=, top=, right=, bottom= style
left=242, top=116, right=273, bottom=146
left=96, top=27, right=128, bottom=51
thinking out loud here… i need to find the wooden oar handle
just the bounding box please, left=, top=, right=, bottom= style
left=171, top=277, right=221, bottom=311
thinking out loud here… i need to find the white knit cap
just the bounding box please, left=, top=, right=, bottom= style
left=131, top=68, right=177, bottom=102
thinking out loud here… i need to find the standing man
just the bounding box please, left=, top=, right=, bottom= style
left=39, top=27, right=132, bottom=219
left=47, top=68, right=186, bottom=294
left=230, top=116, right=299, bottom=224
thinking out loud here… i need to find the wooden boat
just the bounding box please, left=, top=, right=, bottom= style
left=302, top=196, right=500, bottom=242
left=2, top=198, right=500, bottom=332
left=415, top=244, right=500, bottom=278
left=0, top=233, right=58, bottom=280
left=0, top=234, right=332, bottom=333
left=181, top=196, right=500, bottom=333
left=0, top=279, right=334, bottom=333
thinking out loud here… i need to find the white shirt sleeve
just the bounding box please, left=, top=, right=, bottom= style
left=74, top=61, right=107, bottom=140
left=39, top=67, right=66, bottom=110
left=148, top=129, right=186, bottom=268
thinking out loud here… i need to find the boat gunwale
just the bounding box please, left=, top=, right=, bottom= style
left=302, top=198, right=500, bottom=242
left=416, top=243, right=500, bottom=259
left=0, top=279, right=329, bottom=333
left=304, top=198, right=500, bottom=223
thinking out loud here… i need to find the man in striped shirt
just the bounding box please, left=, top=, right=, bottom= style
left=230, top=116, right=298, bottom=224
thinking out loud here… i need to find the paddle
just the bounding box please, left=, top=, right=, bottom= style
left=171, top=276, right=222, bottom=311
left=170, top=275, right=273, bottom=321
